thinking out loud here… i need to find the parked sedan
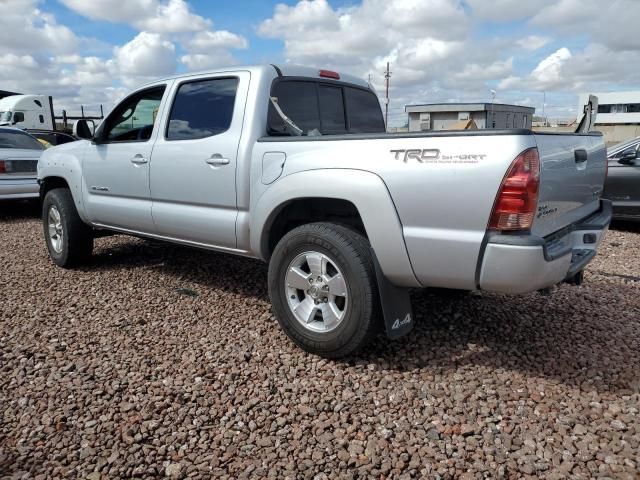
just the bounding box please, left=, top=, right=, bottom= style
left=0, top=127, right=44, bottom=200
left=26, top=129, right=78, bottom=148
left=603, top=136, right=640, bottom=221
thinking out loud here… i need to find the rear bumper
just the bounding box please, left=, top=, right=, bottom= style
left=0, top=179, right=39, bottom=200
left=478, top=200, right=612, bottom=294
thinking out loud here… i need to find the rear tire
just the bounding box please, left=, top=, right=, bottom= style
left=42, top=188, right=93, bottom=268
left=268, top=222, right=379, bottom=358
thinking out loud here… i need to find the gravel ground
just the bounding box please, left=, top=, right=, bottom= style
left=1, top=201, right=639, bottom=479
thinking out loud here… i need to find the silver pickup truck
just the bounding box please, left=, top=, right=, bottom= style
left=38, top=64, right=611, bottom=357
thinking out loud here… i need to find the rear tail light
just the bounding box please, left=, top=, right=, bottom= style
left=0, top=160, right=5, bottom=174
left=319, top=69, right=340, bottom=80
left=489, top=148, right=540, bottom=231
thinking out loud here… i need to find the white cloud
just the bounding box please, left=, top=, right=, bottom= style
left=0, top=1, right=78, bottom=55
left=180, top=52, right=237, bottom=71
left=61, top=0, right=248, bottom=78
left=258, top=0, right=470, bottom=64
left=187, top=30, right=248, bottom=51
left=531, top=0, right=640, bottom=51
left=517, top=36, right=551, bottom=52
left=465, top=0, right=555, bottom=22
left=257, top=0, right=511, bottom=115
left=135, top=0, right=210, bottom=34
left=61, top=0, right=210, bottom=34
left=531, top=47, right=572, bottom=88
left=498, top=48, right=572, bottom=91
left=0, top=1, right=249, bottom=117
left=0, top=53, right=39, bottom=69
left=60, top=0, right=154, bottom=23
left=113, top=32, right=177, bottom=86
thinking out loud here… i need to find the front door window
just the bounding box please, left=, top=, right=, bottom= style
left=100, top=86, right=165, bottom=142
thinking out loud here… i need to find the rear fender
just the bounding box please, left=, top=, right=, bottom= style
left=251, top=169, right=420, bottom=288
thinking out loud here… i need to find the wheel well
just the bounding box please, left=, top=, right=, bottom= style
left=40, top=176, right=69, bottom=198
left=265, top=198, right=366, bottom=260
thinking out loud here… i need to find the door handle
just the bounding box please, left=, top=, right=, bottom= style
left=206, top=154, right=230, bottom=167
left=130, top=154, right=148, bottom=165
left=574, top=149, right=588, bottom=163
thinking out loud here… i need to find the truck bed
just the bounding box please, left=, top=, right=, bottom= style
left=256, top=129, right=607, bottom=290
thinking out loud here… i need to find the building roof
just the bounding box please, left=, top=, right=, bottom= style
left=405, top=102, right=535, bottom=113
left=579, top=91, right=640, bottom=104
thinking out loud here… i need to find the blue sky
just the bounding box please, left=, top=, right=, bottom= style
left=1, top=0, right=639, bottom=126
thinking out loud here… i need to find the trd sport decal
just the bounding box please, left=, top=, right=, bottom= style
left=391, top=149, right=487, bottom=164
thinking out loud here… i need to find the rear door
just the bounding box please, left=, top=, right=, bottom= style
left=604, top=140, right=640, bottom=219
left=149, top=72, right=249, bottom=249
left=532, top=133, right=608, bottom=237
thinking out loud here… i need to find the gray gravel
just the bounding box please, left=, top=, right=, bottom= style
left=1, top=201, right=639, bottom=479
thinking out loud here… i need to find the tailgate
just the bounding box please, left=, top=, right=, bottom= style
left=532, top=132, right=607, bottom=237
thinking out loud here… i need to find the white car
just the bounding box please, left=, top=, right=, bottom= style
left=0, top=127, right=44, bottom=200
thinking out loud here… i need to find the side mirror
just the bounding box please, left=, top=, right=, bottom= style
left=619, top=148, right=639, bottom=165
left=73, top=119, right=93, bottom=140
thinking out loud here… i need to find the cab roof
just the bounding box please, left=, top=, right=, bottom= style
left=145, top=64, right=370, bottom=89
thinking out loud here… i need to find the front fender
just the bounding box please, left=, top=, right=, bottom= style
left=38, top=141, right=89, bottom=222
left=251, top=169, right=421, bottom=288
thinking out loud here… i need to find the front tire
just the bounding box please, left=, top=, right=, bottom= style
left=42, top=188, right=93, bottom=268
left=268, top=222, right=379, bottom=358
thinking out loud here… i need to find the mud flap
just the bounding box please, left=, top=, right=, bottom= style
left=371, top=248, right=414, bottom=340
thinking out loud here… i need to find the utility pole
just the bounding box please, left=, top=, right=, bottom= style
left=542, top=91, right=546, bottom=126
left=490, top=89, right=496, bottom=129
left=384, top=62, right=391, bottom=128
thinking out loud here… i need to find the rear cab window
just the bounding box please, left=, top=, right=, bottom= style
left=267, top=79, right=385, bottom=136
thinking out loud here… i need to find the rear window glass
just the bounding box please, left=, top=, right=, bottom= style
left=0, top=130, right=44, bottom=150
left=319, top=85, right=346, bottom=133
left=167, top=77, right=239, bottom=141
left=268, top=81, right=320, bottom=135
left=345, top=87, right=385, bottom=133
left=267, top=80, right=384, bottom=136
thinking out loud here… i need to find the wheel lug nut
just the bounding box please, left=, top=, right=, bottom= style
left=323, top=298, right=328, bottom=303
left=308, top=278, right=313, bottom=284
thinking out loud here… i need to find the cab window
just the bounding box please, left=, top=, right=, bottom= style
left=267, top=80, right=385, bottom=136
left=166, top=77, right=238, bottom=141
left=100, top=86, right=165, bottom=142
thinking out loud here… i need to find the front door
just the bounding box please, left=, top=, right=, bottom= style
left=82, top=83, right=170, bottom=232
left=149, top=72, right=249, bottom=249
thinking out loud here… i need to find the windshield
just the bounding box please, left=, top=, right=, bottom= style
left=0, top=111, right=11, bottom=122
left=0, top=130, right=44, bottom=150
